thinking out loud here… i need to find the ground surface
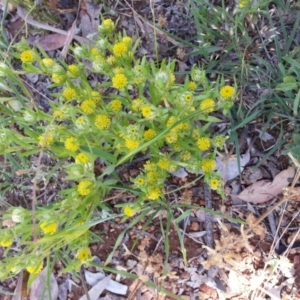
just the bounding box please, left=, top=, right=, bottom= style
left=1, top=0, right=300, bottom=299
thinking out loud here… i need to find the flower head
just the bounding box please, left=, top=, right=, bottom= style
left=95, top=114, right=110, bottom=129
left=125, top=138, right=139, bottom=150
left=158, top=158, right=169, bottom=170
left=181, top=92, right=194, bottom=103
left=146, top=187, right=161, bottom=200
left=113, top=42, right=127, bottom=57
left=38, top=134, right=54, bottom=147
left=42, top=58, right=54, bottom=67
left=123, top=206, right=134, bottom=217
left=141, top=106, right=152, bottom=118
left=75, top=153, right=90, bottom=164
left=106, top=55, right=116, bottom=65
left=209, top=178, right=221, bottom=190
left=143, top=129, right=156, bottom=141
left=81, top=99, right=96, bottom=114
left=112, top=73, right=128, bottom=89
left=40, top=221, right=58, bottom=235
left=0, top=237, right=13, bottom=247
left=63, top=87, right=76, bottom=101
left=65, top=137, right=79, bottom=152
left=77, top=248, right=91, bottom=262
left=200, top=98, right=215, bottom=113
left=67, top=64, right=79, bottom=77
left=20, top=50, right=34, bottom=63
left=78, top=180, right=92, bottom=196
left=26, top=262, right=43, bottom=274
left=201, top=158, right=216, bottom=173
left=220, top=85, right=235, bottom=99
left=188, top=81, right=197, bottom=91
left=122, top=36, right=132, bottom=45
left=197, top=137, right=211, bottom=151
left=110, top=99, right=122, bottom=111
left=131, top=98, right=144, bottom=111
left=180, top=151, right=191, bottom=162
left=135, top=176, right=145, bottom=187
left=52, top=73, right=65, bottom=84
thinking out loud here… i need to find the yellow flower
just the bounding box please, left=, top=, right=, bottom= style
left=165, top=130, right=178, bottom=144
left=90, top=48, right=99, bottom=56
left=65, top=137, right=80, bottom=152
left=181, top=122, right=189, bottom=130
left=42, top=58, right=54, bottom=67
left=146, top=187, right=161, bottom=200
left=158, top=158, right=169, bottom=170
left=134, top=77, right=145, bottom=86
left=125, top=138, right=139, bottom=150
left=110, top=99, right=122, bottom=111
left=0, top=237, right=13, bottom=247
left=167, top=116, right=176, bottom=127
left=123, top=206, right=134, bottom=217
left=188, top=81, right=197, bottom=91
left=112, top=73, right=128, bottom=89
left=182, top=92, right=194, bottom=103
left=95, top=114, right=110, bottom=129
left=209, top=178, right=220, bottom=190
left=131, top=98, right=144, bottom=111
left=141, top=106, right=152, bottom=118
left=81, top=99, right=96, bottom=114
left=102, top=19, right=114, bottom=30
left=67, top=64, right=79, bottom=77
left=143, top=129, right=156, bottom=141
left=78, top=180, right=92, bottom=196
left=113, top=67, right=124, bottom=74
left=146, top=171, right=158, bottom=184
left=26, top=262, right=43, bottom=274
left=38, top=134, right=54, bottom=147
left=52, top=73, right=65, bottom=84
left=122, top=36, right=132, bottom=45
left=106, top=55, right=116, bottom=65
left=40, top=221, right=58, bottom=235
left=77, top=248, right=91, bottom=262
left=238, top=0, right=250, bottom=8
left=220, top=85, right=235, bottom=99
left=113, top=42, right=127, bottom=57
left=144, top=161, right=156, bottom=171
left=53, top=109, right=66, bottom=120
left=135, top=177, right=145, bottom=186
left=201, top=158, right=216, bottom=173
left=180, top=151, right=191, bottom=161
left=20, top=50, right=34, bottom=63
left=63, top=87, right=76, bottom=100
left=197, top=137, right=211, bottom=151
left=200, top=98, right=215, bottom=113
left=75, top=153, right=90, bottom=164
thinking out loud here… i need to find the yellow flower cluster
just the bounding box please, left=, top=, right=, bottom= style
left=42, top=58, right=54, bottom=67
left=77, top=248, right=91, bottom=262
left=197, top=137, right=211, bottom=151
left=141, top=106, right=152, bottom=118
left=110, top=99, right=122, bottom=111
left=143, top=129, right=156, bottom=141
left=0, top=237, right=13, bottom=247
left=146, top=186, right=161, bottom=200
left=65, top=137, right=79, bottom=152
left=67, top=64, right=79, bottom=77
left=26, top=261, right=43, bottom=274
left=201, top=158, right=216, bottom=173
left=95, top=114, right=110, bottom=129
left=40, top=221, right=58, bottom=235
left=81, top=99, right=96, bottom=114
left=188, top=81, right=197, bottom=91
left=200, top=98, right=215, bottom=113
left=38, top=133, right=54, bottom=147
left=63, top=88, right=76, bottom=101
left=220, top=85, right=235, bottom=99
left=52, top=73, right=65, bottom=84
left=75, top=153, right=90, bottom=164
left=77, top=180, right=92, bottom=196
left=125, top=138, right=139, bottom=150
left=102, top=19, right=114, bottom=31
left=123, top=206, right=134, bottom=217
left=113, top=42, right=127, bottom=57
left=20, top=50, right=34, bottom=63
left=209, top=178, right=220, bottom=190
left=112, top=73, right=128, bottom=89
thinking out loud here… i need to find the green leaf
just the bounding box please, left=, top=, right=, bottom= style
left=276, top=82, right=298, bottom=91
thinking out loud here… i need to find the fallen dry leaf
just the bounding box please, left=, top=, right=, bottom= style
left=30, top=268, right=58, bottom=300
left=236, top=167, right=295, bottom=203
left=79, top=275, right=112, bottom=300
left=30, top=34, right=68, bottom=51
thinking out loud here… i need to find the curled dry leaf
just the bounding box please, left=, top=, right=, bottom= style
left=246, top=213, right=266, bottom=238
left=236, top=167, right=295, bottom=203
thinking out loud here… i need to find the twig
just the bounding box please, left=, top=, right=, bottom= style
left=203, top=183, right=214, bottom=249
left=17, top=6, right=90, bottom=44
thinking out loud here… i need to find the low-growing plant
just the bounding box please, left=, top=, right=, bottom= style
left=0, top=18, right=236, bottom=285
